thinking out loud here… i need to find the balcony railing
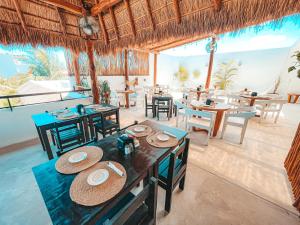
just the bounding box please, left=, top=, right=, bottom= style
left=0, top=88, right=92, bottom=111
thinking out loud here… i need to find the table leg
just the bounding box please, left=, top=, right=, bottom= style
left=249, top=99, right=255, bottom=106
left=294, top=95, right=299, bottom=104
left=35, top=125, right=46, bottom=151
left=40, top=128, right=54, bottom=160
left=288, top=94, right=292, bottom=103
left=152, top=98, right=156, bottom=118
left=125, top=93, right=129, bottom=108
left=212, top=111, right=224, bottom=137
left=83, top=117, right=90, bottom=142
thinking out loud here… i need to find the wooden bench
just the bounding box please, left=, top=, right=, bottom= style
left=288, top=93, right=300, bottom=103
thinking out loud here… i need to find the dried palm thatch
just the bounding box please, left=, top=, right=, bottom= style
left=0, top=0, right=299, bottom=54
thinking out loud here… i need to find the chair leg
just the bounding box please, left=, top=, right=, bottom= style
left=179, top=175, right=186, bottom=191
left=274, top=111, right=280, bottom=123
left=240, top=120, right=248, bottom=144
left=176, top=114, right=179, bottom=127
left=221, top=121, right=227, bottom=139
left=165, top=188, right=173, bottom=213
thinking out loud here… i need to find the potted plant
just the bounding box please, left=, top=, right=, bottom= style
left=288, top=50, right=300, bottom=78
left=213, top=60, right=240, bottom=90
left=99, top=80, right=111, bottom=104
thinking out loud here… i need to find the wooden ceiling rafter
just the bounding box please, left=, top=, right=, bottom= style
left=144, top=0, right=155, bottom=30
left=56, top=7, right=67, bottom=36
left=213, top=0, right=222, bottom=11
left=98, top=13, right=109, bottom=45
left=109, top=7, right=120, bottom=41
left=91, top=0, right=121, bottom=16
left=39, top=0, right=82, bottom=15
left=124, top=0, right=136, bottom=37
left=172, top=0, right=181, bottom=24
left=12, top=0, right=27, bottom=32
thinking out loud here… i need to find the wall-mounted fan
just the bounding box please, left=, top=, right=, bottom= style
left=79, top=1, right=99, bottom=36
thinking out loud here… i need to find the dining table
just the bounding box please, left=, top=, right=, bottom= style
left=32, top=104, right=119, bottom=160
left=240, top=94, right=271, bottom=106
left=152, top=93, right=173, bottom=118
left=32, top=120, right=187, bottom=225
left=191, top=101, right=231, bottom=137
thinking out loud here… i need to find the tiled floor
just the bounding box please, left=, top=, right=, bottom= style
left=0, top=103, right=299, bottom=225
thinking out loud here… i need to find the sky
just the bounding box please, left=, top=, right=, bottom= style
left=162, top=14, right=300, bottom=56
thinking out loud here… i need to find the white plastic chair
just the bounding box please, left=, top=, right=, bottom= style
left=227, top=94, right=249, bottom=108
left=185, top=108, right=216, bottom=145
left=255, top=99, right=286, bottom=123
left=174, top=100, right=188, bottom=128
left=221, top=108, right=256, bottom=144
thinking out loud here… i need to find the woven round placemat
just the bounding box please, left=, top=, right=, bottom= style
left=55, top=146, right=103, bottom=174
left=126, top=125, right=153, bottom=137
left=70, top=161, right=127, bottom=206
left=146, top=132, right=178, bottom=148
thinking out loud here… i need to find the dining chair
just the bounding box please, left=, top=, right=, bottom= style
left=185, top=108, right=216, bottom=145
left=158, top=138, right=190, bottom=213
left=97, top=177, right=158, bottom=225
left=174, top=100, right=188, bottom=128
left=255, top=99, right=286, bottom=123
left=110, top=90, right=119, bottom=107
left=227, top=94, right=249, bottom=107
left=221, top=108, right=256, bottom=144
left=88, top=110, right=120, bottom=139
left=145, top=93, right=154, bottom=117
left=156, top=99, right=172, bottom=120
left=52, top=117, right=85, bottom=156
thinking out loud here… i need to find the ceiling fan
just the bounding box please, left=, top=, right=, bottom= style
left=79, top=1, right=99, bottom=36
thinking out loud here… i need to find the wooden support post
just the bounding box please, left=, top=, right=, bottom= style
left=98, top=13, right=109, bottom=45
left=86, top=40, right=100, bottom=104
left=124, top=0, right=136, bottom=37
left=172, top=0, right=181, bottom=24
left=72, top=52, right=81, bottom=87
left=205, top=37, right=216, bottom=89
left=153, top=53, right=157, bottom=86
left=124, top=49, right=130, bottom=108
left=56, top=7, right=67, bottom=36
left=144, top=0, right=155, bottom=30
left=109, top=7, right=119, bottom=40
left=12, top=0, right=27, bottom=32
left=213, top=0, right=222, bottom=11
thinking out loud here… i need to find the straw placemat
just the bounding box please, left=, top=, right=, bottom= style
left=146, top=132, right=178, bottom=148
left=55, top=146, right=103, bottom=174
left=126, top=125, right=153, bottom=137
left=70, top=161, right=127, bottom=206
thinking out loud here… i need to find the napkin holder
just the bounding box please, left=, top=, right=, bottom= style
left=206, top=99, right=214, bottom=106
left=251, top=92, right=257, bottom=97
left=76, top=104, right=85, bottom=114
left=117, top=134, right=135, bottom=155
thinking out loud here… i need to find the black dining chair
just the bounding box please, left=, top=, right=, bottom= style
left=88, top=109, right=120, bottom=139
left=52, top=117, right=85, bottom=156
left=145, top=94, right=155, bottom=117
left=96, top=177, right=158, bottom=225
left=158, top=137, right=190, bottom=213
left=156, top=99, right=171, bottom=120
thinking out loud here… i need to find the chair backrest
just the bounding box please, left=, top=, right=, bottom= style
left=226, top=110, right=256, bottom=119
left=174, top=100, right=187, bottom=109
left=185, top=108, right=214, bottom=119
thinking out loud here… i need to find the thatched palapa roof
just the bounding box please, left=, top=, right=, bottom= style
left=0, top=0, right=299, bottom=54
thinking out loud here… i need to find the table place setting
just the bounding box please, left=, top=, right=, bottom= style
left=55, top=111, right=79, bottom=120
left=125, top=124, right=153, bottom=137
left=86, top=104, right=112, bottom=112
left=69, top=161, right=127, bottom=206
left=55, top=146, right=103, bottom=174
left=49, top=108, right=70, bottom=116
left=146, top=131, right=178, bottom=148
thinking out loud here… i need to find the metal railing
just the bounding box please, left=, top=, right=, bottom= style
left=0, top=88, right=92, bottom=111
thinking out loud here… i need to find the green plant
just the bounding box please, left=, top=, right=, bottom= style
left=288, top=51, right=300, bottom=78
left=193, top=70, right=201, bottom=79
left=213, top=60, right=239, bottom=90
left=99, top=80, right=111, bottom=104
left=174, top=65, right=189, bottom=86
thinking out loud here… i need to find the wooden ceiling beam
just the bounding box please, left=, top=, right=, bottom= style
left=98, top=13, right=109, bottom=45
left=39, top=0, right=82, bottom=15
left=12, top=0, right=27, bottom=32
left=56, top=7, right=67, bottom=36
left=172, top=0, right=181, bottom=24
left=109, top=7, right=119, bottom=41
left=144, top=0, right=155, bottom=31
left=124, top=0, right=136, bottom=37
left=91, top=0, right=121, bottom=16
left=213, top=0, right=222, bottom=11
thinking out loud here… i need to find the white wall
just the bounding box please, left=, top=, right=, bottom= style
left=0, top=98, right=92, bottom=149
left=156, top=48, right=294, bottom=93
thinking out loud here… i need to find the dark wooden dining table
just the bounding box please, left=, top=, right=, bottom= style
left=32, top=120, right=187, bottom=225
left=31, top=104, right=119, bottom=160
left=152, top=94, right=173, bottom=118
